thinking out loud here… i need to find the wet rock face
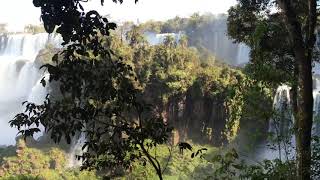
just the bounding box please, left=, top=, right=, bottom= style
left=163, top=93, right=227, bottom=146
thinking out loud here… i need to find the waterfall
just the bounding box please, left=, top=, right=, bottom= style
left=145, top=32, right=183, bottom=45
left=271, top=85, right=292, bottom=135
left=0, top=33, right=61, bottom=145
left=261, top=85, right=295, bottom=160
left=237, top=43, right=250, bottom=65
left=260, top=78, right=320, bottom=160
left=68, top=133, right=87, bottom=168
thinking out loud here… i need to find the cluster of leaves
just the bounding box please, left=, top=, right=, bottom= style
left=109, top=27, right=201, bottom=108
left=126, top=143, right=217, bottom=180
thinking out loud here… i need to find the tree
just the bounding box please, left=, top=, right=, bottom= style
left=10, top=1, right=173, bottom=179
left=228, top=0, right=318, bottom=179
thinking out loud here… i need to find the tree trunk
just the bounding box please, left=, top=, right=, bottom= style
left=296, top=50, right=313, bottom=180
left=277, top=0, right=316, bottom=179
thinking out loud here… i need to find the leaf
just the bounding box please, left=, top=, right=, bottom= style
left=33, top=0, right=41, bottom=7
left=178, top=142, right=193, bottom=151
left=108, top=22, right=117, bottom=30
left=40, top=78, right=46, bottom=87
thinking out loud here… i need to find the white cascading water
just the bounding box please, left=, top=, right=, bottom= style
left=0, top=33, right=61, bottom=145
left=145, top=32, right=183, bottom=45
left=260, top=85, right=295, bottom=160
left=68, top=133, right=87, bottom=167
left=0, top=33, right=85, bottom=167
left=313, top=78, right=320, bottom=135
left=261, top=78, right=320, bottom=160
left=236, top=43, right=250, bottom=65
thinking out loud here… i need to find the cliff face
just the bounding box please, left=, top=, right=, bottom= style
left=157, top=88, right=228, bottom=146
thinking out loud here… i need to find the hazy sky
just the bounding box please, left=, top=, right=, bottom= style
left=0, top=0, right=237, bottom=31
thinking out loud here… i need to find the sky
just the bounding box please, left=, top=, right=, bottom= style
left=0, top=0, right=237, bottom=32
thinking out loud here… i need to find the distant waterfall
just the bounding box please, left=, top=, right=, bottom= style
left=0, top=33, right=61, bottom=145
left=145, top=32, right=183, bottom=45
left=236, top=43, right=250, bottom=65
left=144, top=17, right=251, bottom=66
left=204, top=29, right=250, bottom=65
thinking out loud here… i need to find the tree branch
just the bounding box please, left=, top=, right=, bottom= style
left=139, top=142, right=163, bottom=180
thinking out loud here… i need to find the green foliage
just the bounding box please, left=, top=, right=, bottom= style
left=111, top=28, right=201, bottom=104
left=205, top=148, right=296, bottom=180
left=0, top=146, right=15, bottom=164
left=227, top=1, right=319, bottom=179
left=9, top=2, right=280, bottom=179
left=232, top=78, right=274, bottom=150
left=115, top=27, right=260, bottom=146
left=0, top=141, right=99, bottom=180
left=125, top=143, right=218, bottom=180
left=227, top=1, right=297, bottom=86
left=11, top=1, right=171, bottom=180
left=1, top=175, right=41, bottom=180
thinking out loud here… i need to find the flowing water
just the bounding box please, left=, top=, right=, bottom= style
left=0, top=33, right=61, bottom=145
left=0, top=32, right=89, bottom=167
left=260, top=85, right=295, bottom=160
left=260, top=78, right=320, bottom=160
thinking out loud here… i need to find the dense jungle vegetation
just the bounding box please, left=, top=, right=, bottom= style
left=0, top=0, right=320, bottom=179
left=0, top=13, right=275, bottom=179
